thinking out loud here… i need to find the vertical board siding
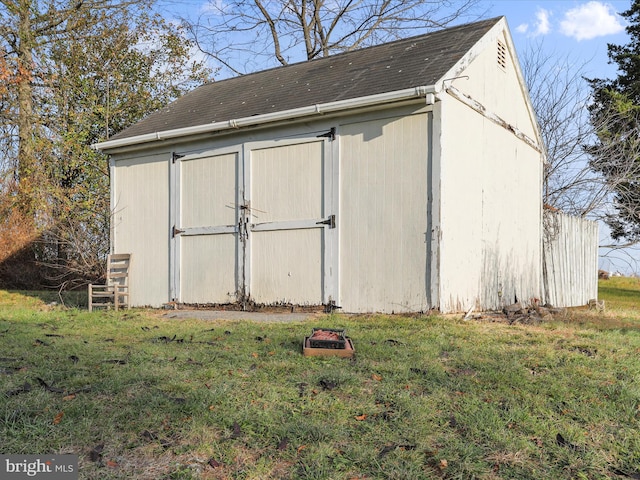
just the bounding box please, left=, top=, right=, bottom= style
left=339, top=112, right=429, bottom=313
left=436, top=28, right=544, bottom=313
left=438, top=96, right=542, bottom=313
left=113, top=154, right=169, bottom=307
left=543, top=212, right=598, bottom=307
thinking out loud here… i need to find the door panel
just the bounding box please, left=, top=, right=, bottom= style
left=250, top=229, right=323, bottom=304
left=180, top=235, right=237, bottom=304
left=182, top=152, right=237, bottom=227
left=250, top=141, right=323, bottom=223
left=177, top=150, right=239, bottom=304
left=170, top=133, right=336, bottom=307
left=248, top=140, right=326, bottom=305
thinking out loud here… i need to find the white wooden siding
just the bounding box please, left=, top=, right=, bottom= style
left=543, top=212, right=598, bottom=307
left=447, top=26, right=539, bottom=143
left=339, top=112, right=430, bottom=313
left=437, top=35, right=543, bottom=313
left=112, top=153, right=169, bottom=307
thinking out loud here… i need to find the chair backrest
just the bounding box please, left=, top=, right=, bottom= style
left=106, top=253, right=131, bottom=288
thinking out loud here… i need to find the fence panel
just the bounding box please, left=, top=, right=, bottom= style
left=543, top=212, right=598, bottom=307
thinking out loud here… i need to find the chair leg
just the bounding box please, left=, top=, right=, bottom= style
left=88, top=285, right=93, bottom=312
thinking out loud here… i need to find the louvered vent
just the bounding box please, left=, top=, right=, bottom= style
left=497, top=40, right=507, bottom=70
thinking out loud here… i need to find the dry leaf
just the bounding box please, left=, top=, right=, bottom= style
left=372, top=374, right=383, bottom=381
left=106, top=460, right=118, bottom=468
left=53, top=412, right=64, bottom=424
left=63, top=394, right=76, bottom=401
left=297, top=445, right=307, bottom=454
left=439, top=459, right=448, bottom=470
left=251, top=352, right=258, bottom=358
left=208, top=405, right=215, bottom=411
left=355, top=414, right=367, bottom=421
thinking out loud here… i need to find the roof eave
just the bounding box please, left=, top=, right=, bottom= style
left=92, top=85, right=438, bottom=152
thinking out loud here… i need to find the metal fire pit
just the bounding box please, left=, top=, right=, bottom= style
left=303, top=328, right=355, bottom=358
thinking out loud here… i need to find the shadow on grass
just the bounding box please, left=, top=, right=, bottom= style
left=12, top=289, right=88, bottom=309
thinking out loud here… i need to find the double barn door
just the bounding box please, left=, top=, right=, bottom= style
left=169, top=134, right=337, bottom=307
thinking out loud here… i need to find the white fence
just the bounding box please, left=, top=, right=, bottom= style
left=542, top=211, right=599, bottom=307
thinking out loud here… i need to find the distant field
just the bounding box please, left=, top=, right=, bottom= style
left=598, top=275, right=640, bottom=310
left=0, top=281, right=639, bottom=479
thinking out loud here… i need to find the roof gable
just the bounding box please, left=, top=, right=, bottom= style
left=108, top=17, right=503, bottom=143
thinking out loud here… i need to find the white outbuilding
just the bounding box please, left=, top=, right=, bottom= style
left=95, top=17, right=554, bottom=313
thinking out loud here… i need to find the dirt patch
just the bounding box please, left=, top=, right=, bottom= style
left=161, top=309, right=323, bottom=323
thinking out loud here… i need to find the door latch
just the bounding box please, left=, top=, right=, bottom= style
left=316, top=214, right=336, bottom=229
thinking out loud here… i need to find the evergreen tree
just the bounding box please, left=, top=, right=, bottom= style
left=589, top=0, right=640, bottom=242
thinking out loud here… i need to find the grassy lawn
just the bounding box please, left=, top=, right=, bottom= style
left=1, top=280, right=639, bottom=479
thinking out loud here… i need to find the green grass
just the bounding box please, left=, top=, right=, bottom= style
left=1, top=282, right=639, bottom=479
left=599, top=276, right=640, bottom=310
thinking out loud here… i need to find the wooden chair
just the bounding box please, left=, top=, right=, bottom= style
left=88, top=254, right=131, bottom=311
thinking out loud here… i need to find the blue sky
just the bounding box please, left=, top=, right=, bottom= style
left=162, top=0, right=632, bottom=81
left=484, top=0, right=630, bottom=81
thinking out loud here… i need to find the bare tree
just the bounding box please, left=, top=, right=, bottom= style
left=519, top=42, right=608, bottom=217
left=182, top=0, right=482, bottom=76
left=0, top=1, right=211, bottom=289
left=521, top=42, right=640, bottom=272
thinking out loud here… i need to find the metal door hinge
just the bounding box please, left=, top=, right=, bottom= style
left=172, top=152, right=185, bottom=163
left=316, top=214, right=336, bottom=229
left=317, top=127, right=335, bottom=141
left=324, top=300, right=342, bottom=313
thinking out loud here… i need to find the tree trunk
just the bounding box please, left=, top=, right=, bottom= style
left=16, top=0, right=37, bottom=215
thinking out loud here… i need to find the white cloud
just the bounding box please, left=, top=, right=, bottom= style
left=560, top=1, right=625, bottom=41
left=534, top=8, right=552, bottom=35
left=517, top=8, right=551, bottom=37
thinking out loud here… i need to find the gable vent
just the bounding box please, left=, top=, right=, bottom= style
left=497, top=40, right=507, bottom=70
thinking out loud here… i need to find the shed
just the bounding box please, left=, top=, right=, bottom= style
left=95, top=17, right=547, bottom=314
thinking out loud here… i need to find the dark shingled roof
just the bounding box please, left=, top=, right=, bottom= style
left=112, top=17, right=502, bottom=141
